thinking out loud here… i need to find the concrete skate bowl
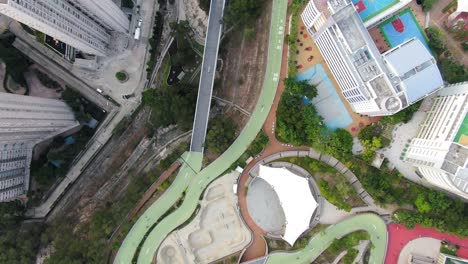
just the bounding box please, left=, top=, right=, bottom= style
left=189, top=199, right=250, bottom=263
left=246, top=177, right=286, bottom=236
left=188, top=229, right=214, bottom=249
left=205, top=184, right=225, bottom=201
left=159, top=245, right=184, bottom=264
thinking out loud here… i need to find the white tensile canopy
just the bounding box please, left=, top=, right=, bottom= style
left=258, top=165, right=318, bottom=246
left=457, top=0, right=468, bottom=12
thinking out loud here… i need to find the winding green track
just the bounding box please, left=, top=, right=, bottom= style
left=114, top=0, right=288, bottom=262
left=266, top=213, right=388, bottom=264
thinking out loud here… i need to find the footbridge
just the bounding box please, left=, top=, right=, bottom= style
left=189, top=0, right=226, bottom=153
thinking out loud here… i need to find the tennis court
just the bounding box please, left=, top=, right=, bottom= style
left=379, top=9, right=429, bottom=50
left=454, top=113, right=468, bottom=146
left=352, top=0, right=399, bottom=21
left=296, top=64, right=353, bottom=130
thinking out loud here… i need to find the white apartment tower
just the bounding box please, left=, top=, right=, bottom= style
left=0, top=93, right=79, bottom=202
left=403, top=83, right=468, bottom=200
left=0, top=0, right=130, bottom=56
left=301, top=0, right=444, bottom=116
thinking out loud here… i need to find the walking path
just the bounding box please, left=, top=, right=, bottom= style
left=386, top=223, right=468, bottom=264
left=113, top=0, right=288, bottom=262
left=265, top=213, right=387, bottom=264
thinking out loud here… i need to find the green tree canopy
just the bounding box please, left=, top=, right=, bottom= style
left=206, top=116, right=237, bottom=154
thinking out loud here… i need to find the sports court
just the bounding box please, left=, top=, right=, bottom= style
left=379, top=9, right=429, bottom=50
left=296, top=64, right=353, bottom=130
left=454, top=113, right=468, bottom=146
left=353, top=0, right=399, bottom=21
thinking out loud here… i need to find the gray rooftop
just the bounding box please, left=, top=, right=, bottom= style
left=383, top=39, right=444, bottom=104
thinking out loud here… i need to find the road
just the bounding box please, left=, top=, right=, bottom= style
left=113, top=0, right=288, bottom=262
left=265, top=213, right=388, bottom=264
left=189, top=0, right=225, bottom=153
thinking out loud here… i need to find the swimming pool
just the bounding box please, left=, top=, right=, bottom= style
left=353, top=0, right=399, bottom=22
left=379, top=9, right=430, bottom=50
left=296, top=64, right=353, bottom=130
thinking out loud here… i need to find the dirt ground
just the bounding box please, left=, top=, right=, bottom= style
left=215, top=0, right=272, bottom=116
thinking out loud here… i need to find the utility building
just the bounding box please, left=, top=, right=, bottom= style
left=0, top=0, right=130, bottom=56
left=0, top=93, right=79, bottom=202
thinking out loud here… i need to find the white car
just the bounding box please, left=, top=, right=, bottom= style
left=96, top=88, right=103, bottom=94
left=138, top=19, right=142, bottom=27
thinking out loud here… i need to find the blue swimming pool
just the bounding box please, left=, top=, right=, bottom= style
left=296, top=64, right=353, bottom=130
left=380, top=9, right=430, bottom=50
left=352, top=0, right=399, bottom=21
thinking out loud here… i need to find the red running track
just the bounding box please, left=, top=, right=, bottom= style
left=386, top=224, right=468, bottom=264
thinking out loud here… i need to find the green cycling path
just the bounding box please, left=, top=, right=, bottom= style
left=114, top=0, right=287, bottom=262
left=114, top=151, right=203, bottom=263
left=266, top=214, right=388, bottom=264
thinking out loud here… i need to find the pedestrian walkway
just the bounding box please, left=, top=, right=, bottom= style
left=265, top=213, right=387, bottom=264
left=238, top=147, right=390, bottom=262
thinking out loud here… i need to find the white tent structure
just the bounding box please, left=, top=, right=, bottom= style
left=258, top=165, right=318, bottom=245
left=457, top=0, right=468, bottom=12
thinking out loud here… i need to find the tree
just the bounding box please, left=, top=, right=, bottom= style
left=414, top=193, right=432, bottom=213
left=326, top=129, right=353, bottom=155
left=284, top=78, right=318, bottom=99
left=142, top=83, right=196, bottom=131
left=198, top=0, right=210, bottom=12
left=426, top=27, right=445, bottom=55
left=246, top=131, right=269, bottom=156
left=206, top=116, right=236, bottom=154
left=225, top=0, right=264, bottom=27
left=244, top=27, right=256, bottom=41
left=439, top=58, right=468, bottom=84
left=421, top=0, right=439, bottom=11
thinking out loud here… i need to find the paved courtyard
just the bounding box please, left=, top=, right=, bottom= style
left=156, top=170, right=252, bottom=264
left=398, top=237, right=441, bottom=264
left=380, top=96, right=435, bottom=186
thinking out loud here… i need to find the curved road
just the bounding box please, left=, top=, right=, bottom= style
left=114, top=0, right=288, bottom=262
left=265, top=213, right=388, bottom=264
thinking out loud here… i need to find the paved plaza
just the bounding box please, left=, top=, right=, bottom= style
left=398, top=237, right=440, bottom=264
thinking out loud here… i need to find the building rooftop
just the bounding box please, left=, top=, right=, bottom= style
left=302, top=0, right=444, bottom=115
left=383, top=39, right=444, bottom=104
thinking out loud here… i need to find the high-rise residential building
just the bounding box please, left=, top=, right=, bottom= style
left=403, top=82, right=468, bottom=199
left=0, top=93, right=79, bottom=202
left=0, top=0, right=130, bottom=56
left=301, top=0, right=444, bottom=116
left=67, top=0, right=130, bottom=33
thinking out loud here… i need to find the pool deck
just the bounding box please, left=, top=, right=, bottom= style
left=295, top=19, right=381, bottom=136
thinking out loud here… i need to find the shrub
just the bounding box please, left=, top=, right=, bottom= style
left=115, top=71, right=128, bottom=82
